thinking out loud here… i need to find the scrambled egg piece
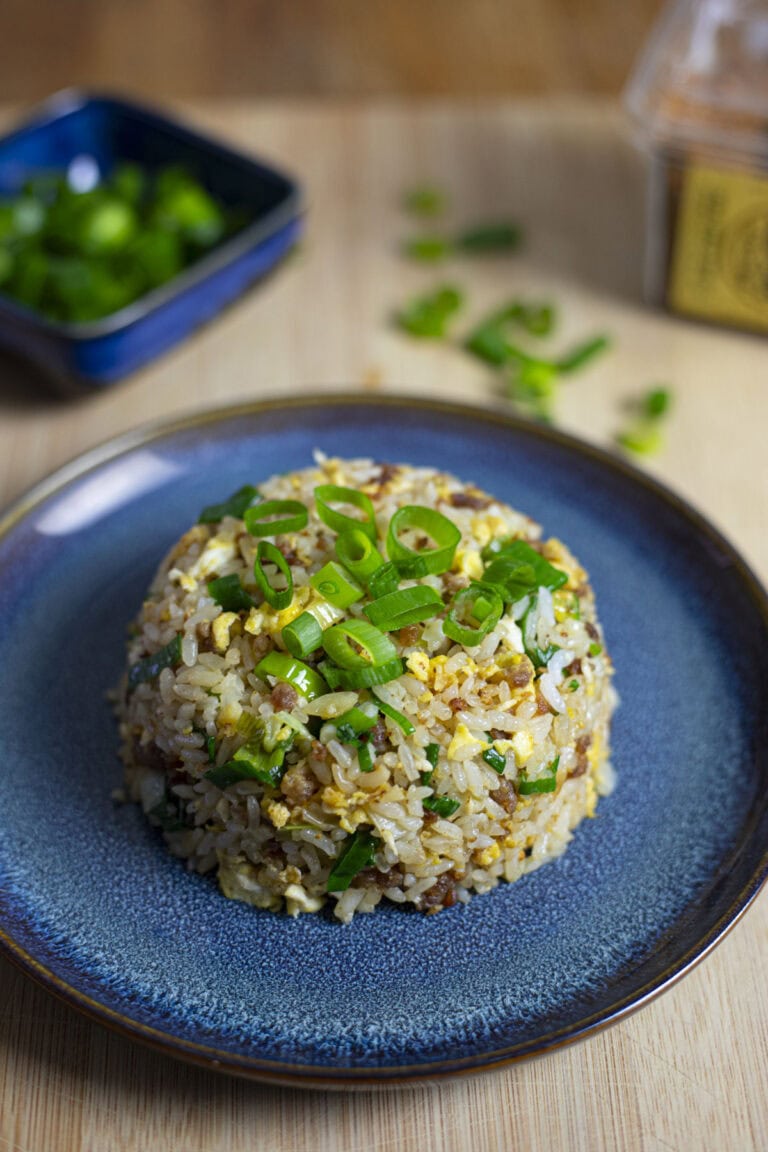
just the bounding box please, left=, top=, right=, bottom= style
left=511, top=730, right=534, bottom=765
left=406, top=651, right=430, bottom=681
left=447, top=723, right=489, bottom=761
left=265, top=800, right=291, bottom=829
left=454, top=548, right=484, bottom=581
left=212, top=611, right=239, bottom=652
left=475, top=842, right=501, bottom=868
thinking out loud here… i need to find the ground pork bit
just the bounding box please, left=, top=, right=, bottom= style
left=501, top=657, right=534, bottom=689
left=271, top=682, right=298, bottom=710
left=442, top=572, right=470, bottom=598
left=309, top=739, right=328, bottom=762
left=564, top=658, right=582, bottom=677
left=536, top=689, right=553, bottom=714
left=368, top=717, right=390, bottom=751
left=570, top=733, right=592, bottom=778
left=251, top=632, right=274, bottom=661
left=131, top=736, right=171, bottom=773
left=277, top=544, right=300, bottom=566
left=448, top=490, right=492, bottom=510
left=585, top=620, right=600, bottom=641
left=355, top=864, right=404, bottom=891
left=490, top=778, right=518, bottom=815
left=280, top=761, right=318, bottom=802
left=449, top=696, right=467, bottom=713
left=398, top=623, right=422, bottom=647
left=419, top=870, right=459, bottom=911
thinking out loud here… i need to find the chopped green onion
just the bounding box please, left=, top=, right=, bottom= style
left=322, top=619, right=398, bottom=670
left=456, top=222, right=521, bottom=253
left=423, top=794, right=461, bottom=817
left=403, top=236, right=451, bottom=261
left=204, top=732, right=292, bottom=790
left=368, top=561, right=400, bottom=598
left=387, top=505, right=461, bottom=577
left=254, top=651, right=328, bottom=701
left=253, top=541, right=293, bottom=610
left=403, top=186, right=446, bottom=217
left=244, top=499, right=308, bottom=537
left=443, top=583, right=503, bottom=647
left=363, top=585, right=443, bottom=631
left=314, top=484, right=377, bottom=542
left=304, top=597, right=346, bottom=631
left=483, top=539, right=567, bottom=602
left=482, top=744, right=506, bottom=774
left=425, top=743, right=440, bottom=770
left=148, top=797, right=186, bottom=832
left=396, top=285, right=463, bottom=338
left=371, top=691, right=415, bottom=735
left=198, top=484, right=260, bottom=524
left=335, top=704, right=379, bottom=736
left=335, top=528, right=384, bottom=583
left=556, top=335, right=610, bottom=374
left=207, top=573, right=254, bottom=613
left=320, top=657, right=404, bottom=690
left=643, top=387, right=672, bottom=419
left=518, top=756, right=559, bottom=795
left=309, top=560, right=363, bottom=609
left=616, top=424, right=663, bottom=456
left=282, top=611, right=323, bottom=659
left=589, top=642, right=603, bottom=657
left=128, top=633, right=182, bottom=690
left=327, top=829, right=379, bottom=892
left=465, top=323, right=511, bottom=366
left=358, top=743, right=375, bottom=773
left=568, top=679, right=579, bottom=692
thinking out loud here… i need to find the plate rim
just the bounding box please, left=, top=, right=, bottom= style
left=1, top=390, right=767, bottom=1087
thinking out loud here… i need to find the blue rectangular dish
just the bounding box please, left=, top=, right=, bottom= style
left=0, top=90, right=302, bottom=393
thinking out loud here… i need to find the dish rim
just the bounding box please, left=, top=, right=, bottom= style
left=1, top=390, right=766, bottom=1087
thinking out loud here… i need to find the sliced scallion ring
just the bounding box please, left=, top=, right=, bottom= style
left=320, top=658, right=404, bottom=690
left=363, top=585, right=442, bottom=631
left=254, top=541, right=293, bottom=610
left=387, top=505, right=461, bottom=577
left=321, top=619, right=398, bottom=670
left=198, top=484, right=260, bottom=525
left=370, top=690, right=415, bottom=735
left=357, top=743, right=375, bottom=773
left=314, top=484, right=377, bottom=542
left=244, top=499, right=308, bottom=537
left=309, top=560, right=363, bottom=609
left=282, top=611, right=323, bottom=659
left=254, top=651, right=328, bottom=701
left=367, top=561, right=400, bottom=599
left=207, top=573, right=254, bottom=613
left=335, top=528, right=384, bottom=583
left=443, top=582, right=503, bottom=647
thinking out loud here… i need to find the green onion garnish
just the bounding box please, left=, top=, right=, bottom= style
left=456, top=222, right=521, bottom=253
left=371, top=691, right=415, bottom=735
left=254, top=540, right=293, bottom=611
left=425, top=743, right=440, bottom=770
left=198, top=484, right=260, bottom=524
left=443, top=582, right=503, bottom=647
left=309, top=560, right=363, bottom=609
left=335, top=704, right=379, bottom=736
left=367, top=561, right=400, bottom=599
left=518, top=756, right=559, bottom=795
left=322, top=619, right=398, bottom=670
left=327, top=829, right=379, bottom=892
left=643, top=387, right=672, bottom=419
left=244, top=499, right=308, bottom=537
left=320, top=657, right=404, bottom=690
left=568, top=679, right=579, bottom=692
left=482, top=745, right=506, bottom=774
left=482, top=539, right=567, bottom=602
left=282, top=611, right=323, bottom=659
left=204, top=732, right=292, bottom=790
left=387, top=505, right=461, bottom=577
left=403, top=237, right=451, bottom=261
left=207, top=573, right=254, bottom=613
left=403, top=186, right=446, bottom=217
left=588, top=642, right=603, bottom=657
left=556, top=335, right=610, bottom=374
left=363, top=585, right=443, bottom=631
left=396, top=285, right=463, bottom=338
left=254, top=651, right=328, bottom=701
left=128, top=633, right=182, bottom=690
left=335, top=527, right=384, bottom=583
left=465, top=323, right=511, bottom=366
left=357, top=743, right=375, bottom=773
left=314, top=484, right=377, bottom=542
left=422, top=794, right=461, bottom=818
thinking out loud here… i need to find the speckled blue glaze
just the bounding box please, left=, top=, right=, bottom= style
left=1, top=396, right=767, bottom=1085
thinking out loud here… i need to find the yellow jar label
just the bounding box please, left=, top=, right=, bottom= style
left=669, top=163, right=768, bottom=332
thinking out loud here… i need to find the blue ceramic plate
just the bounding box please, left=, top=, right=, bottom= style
left=1, top=395, right=767, bottom=1087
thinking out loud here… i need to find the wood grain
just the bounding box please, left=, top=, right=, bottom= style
left=0, top=99, right=766, bottom=1152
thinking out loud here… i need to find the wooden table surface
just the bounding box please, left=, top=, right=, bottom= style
left=0, top=99, right=766, bottom=1152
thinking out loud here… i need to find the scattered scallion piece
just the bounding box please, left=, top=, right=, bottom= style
left=253, top=541, right=293, bottom=610
left=371, top=691, right=415, bottom=735
left=482, top=539, right=567, bottom=602
left=357, top=742, right=375, bottom=773
left=387, top=505, right=461, bottom=577
left=396, top=284, right=463, bottom=338
left=443, top=582, right=503, bottom=647
left=327, top=829, right=379, bottom=892
left=367, top=561, right=400, bottom=599
left=254, top=651, right=328, bottom=701
left=207, top=573, right=254, bottom=613
left=643, top=387, right=672, bottom=419
left=423, top=794, right=461, bottom=818
left=198, top=484, right=260, bottom=524
left=556, top=334, right=610, bottom=374
left=482, top=744, right=506, bottom=774
left=335, top=704, right=379, bottom=737
left=568, top=679, right=579, bottom=692
left=244, top=499, right=308, bottom=537
left=310, top=560, right=363, bottom=609
left=363, top=585, right=443, bottom=631
left=335, top=528, right=384, bottom=583
left=127, top=633, right=182, bottom=690
left=518, top=756, right=560, bottom=795
left=425, top=743, right=440, bottom=770
left=403, top=186, right=446, bottom=217
left=615, top=387, right=672, bottom=457
left=403, top=236, right=451, bottom=261
left=457, top=222, right=521, bottom=253
left=320, top=657, right=404, bottom=690
left=282, top=611, right=323, bottom=659
left=314, top=484, right=377, bottom=542
left=322, top=619, right=398, bottom=670
left=589, top=642, right=603, bottom=657
left=205, top=730, right=293, bottom=790
left=616, top=426, right=663, bottom=456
